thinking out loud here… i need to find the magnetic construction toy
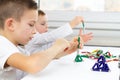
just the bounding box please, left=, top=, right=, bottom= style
left=74, top=36, right=83, bottom=62
left=92, top=55, right=110, bottom=72
left=80, top=49, right=118, bottom=62
left=74, top=21, right=85, bottom=62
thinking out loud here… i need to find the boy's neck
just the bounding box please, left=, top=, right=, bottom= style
left=0, top=30, right=18, bottom=46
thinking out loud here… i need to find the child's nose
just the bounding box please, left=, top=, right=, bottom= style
left=32, top=27, right=37, bottom=34
left=45, top=23, right=48, bottom=27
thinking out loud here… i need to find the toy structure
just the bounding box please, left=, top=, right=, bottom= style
left=74, top=54, right=83, bottom=62
left=74, top=36, right=83, bottom=62
left=92, top=55, right=110, bottom=72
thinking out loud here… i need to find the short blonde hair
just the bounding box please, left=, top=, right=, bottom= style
left=0, top=0, right=37, bottom=29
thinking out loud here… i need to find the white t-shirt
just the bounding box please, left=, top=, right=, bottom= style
left=0, top=36, right=23, bottom=80
left=25, top=23, right=73, bottom=53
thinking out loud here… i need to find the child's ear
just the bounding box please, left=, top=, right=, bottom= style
left=5, top=18, right=15, bottom=31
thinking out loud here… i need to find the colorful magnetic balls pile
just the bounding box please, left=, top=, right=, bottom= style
left=80, top=49, right=119, bottom=62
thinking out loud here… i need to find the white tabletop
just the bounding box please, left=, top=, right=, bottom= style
left=21, top=46, right=120, bottom=80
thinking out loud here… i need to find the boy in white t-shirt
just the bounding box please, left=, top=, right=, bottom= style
left=0, top=0, right=83, bottom=80
left=25, top=10, right=93, bottom=53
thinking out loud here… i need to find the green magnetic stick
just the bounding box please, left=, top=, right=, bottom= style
left=82, top=20, right=85, bottom=33
left=77, top=36, right=80, bottom=48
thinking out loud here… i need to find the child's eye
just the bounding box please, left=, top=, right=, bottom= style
left=40, top=22, right=47, bottom=26
left=29, top=24, right=34, bottom=27
left=41, top=23, right=45, bottom=26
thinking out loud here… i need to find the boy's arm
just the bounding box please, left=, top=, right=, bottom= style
left=32, top=23, right=73, bottom=45
left=30, top=16, right=83, bottom=45
left=6, top=39, right=70, bottom=74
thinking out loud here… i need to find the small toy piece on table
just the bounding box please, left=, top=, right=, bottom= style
left=74, top=54, right=83, bottom=62
left=92, top=55, right=110, bottom=72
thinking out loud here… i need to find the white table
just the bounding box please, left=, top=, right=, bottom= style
left=21, top=46, right=120, bottom=80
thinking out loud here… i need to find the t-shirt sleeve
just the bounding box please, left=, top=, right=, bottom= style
left=0, top=36, right=20, bottom=70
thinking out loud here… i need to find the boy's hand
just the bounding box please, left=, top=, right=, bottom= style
left=53, top=38, right=70, bottom=53
left=69, top=16, right=83, bottom=28
left=64, top=41, right=78, bottom=54
left=74, top=36, right=84, bottom=49
left=64, top=36, right=83, bottom=54
left=54, top=38, right=78, bottom=59
left=54, top=36, right=84, bottom=59
left=79, top=29, right=93, bottom=43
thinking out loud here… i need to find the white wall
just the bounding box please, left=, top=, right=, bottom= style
left=45, top=11, right=120, bottom=47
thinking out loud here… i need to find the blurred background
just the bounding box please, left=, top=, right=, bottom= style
left=36, top=0, right=120, bottom=47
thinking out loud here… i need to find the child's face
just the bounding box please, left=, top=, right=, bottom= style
left=35, top=15, right=48, bottom=34
left=13, top=10, right=38, bottom=45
